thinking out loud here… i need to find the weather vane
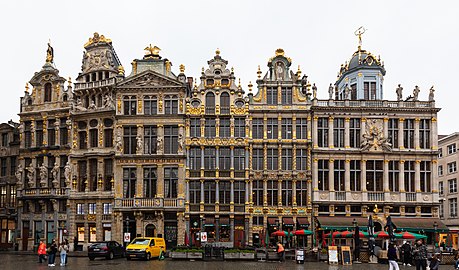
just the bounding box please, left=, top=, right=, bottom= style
left=354, top=26, right=366, bottom=50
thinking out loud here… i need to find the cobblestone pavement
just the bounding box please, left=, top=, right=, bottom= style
left=0, top=253, right=412, bottom=270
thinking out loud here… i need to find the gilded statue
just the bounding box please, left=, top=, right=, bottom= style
left=46, top=42, right=54, bottom=63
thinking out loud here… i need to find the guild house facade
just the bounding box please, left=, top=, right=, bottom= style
left=13, top=31, right=444, bottom=251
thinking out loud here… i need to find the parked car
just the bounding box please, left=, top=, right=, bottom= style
left=88, top=241, right=125, bottom=260
left=126, top=237, right=166, bottom=260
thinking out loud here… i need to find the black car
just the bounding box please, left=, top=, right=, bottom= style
left=88, top=241, right=125, bottom=260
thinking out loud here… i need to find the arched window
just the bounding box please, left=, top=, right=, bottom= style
left=164, top=95, right=178, bottom=115
left=44, top=83, right=52, bottom=102
left=220, top=92, right=230, bottom=114
left=205, top=92, right=215, bottom=114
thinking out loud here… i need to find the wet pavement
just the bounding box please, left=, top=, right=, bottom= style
left=0, top=253, right=410, bottom=270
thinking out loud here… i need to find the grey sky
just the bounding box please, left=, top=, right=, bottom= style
left=1, top=0, right=458, bottom=135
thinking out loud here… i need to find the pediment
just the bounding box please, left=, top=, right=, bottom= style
left=117, top=70, right=183, bottom=88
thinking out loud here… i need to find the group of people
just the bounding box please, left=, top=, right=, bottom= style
left=38, top=239, right=70, bottom=267
left=387, top=239, right=440, bottom=270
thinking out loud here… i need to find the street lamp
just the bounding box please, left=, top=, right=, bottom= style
left=353, top=218, right=360, bottom=263
left=124, top=216, right=130, bottom=247
left=433, top=221, right=438, bottom=246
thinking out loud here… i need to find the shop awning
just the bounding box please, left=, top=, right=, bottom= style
left=392, top=217, right=449, bottom=233
left=297, top=217, right=310, bottom=226
left=283, top=217, right=294, bottom=227
left=219, top=217, right=230, bottom=226
left=204, top=216, right=215, bottom=226
left=316, top=216, right=369, bottom=230
left=268, top=217, right=278, bottom=226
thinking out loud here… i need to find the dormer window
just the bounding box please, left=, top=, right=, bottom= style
left=206, top=79, right=214, bottom=86
left=220, top=92, right=230, bottom=115
left=205, top=92, right=215, bottom=114
left=364, top=81, right=376, bottom=100
left=44, top=83, right=52, bottom=102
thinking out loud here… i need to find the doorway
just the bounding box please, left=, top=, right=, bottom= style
left=22, top=221, right=29, bottom=251
left=145, top=224, right=155, bottom=237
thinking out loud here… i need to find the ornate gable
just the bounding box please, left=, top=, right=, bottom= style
left=117, top=70, right=183, bottom=89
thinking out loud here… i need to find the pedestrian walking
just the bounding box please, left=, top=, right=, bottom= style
left=454, top=252, right=459, bottom=269
left=276, top=242, right=285, bottom=262
left=428, top=253, right=440, bottom=270
left=412, top=239, right=427, bottom=270
left=48, top=239, right=58, bottom=267
left=388, top=242, right=400, bottom=270
left=38, top=240, right=47, bottom=263
left=59, top=241, right=69, bottom=266
left=401, top=240, right=412, bottom=266
left=64, top=239, right=69, bottom=265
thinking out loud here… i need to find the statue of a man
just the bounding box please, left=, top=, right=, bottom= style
left=328, top=83, right=334, bottom=100
left=344, top=84, right=351, bottom=100
left=46, top=42, right=54, bottom=63
left=64, top=162, right=71, bottom=183
left=26, top=164, right=34, bottom=184
left=115, top=128, right=122, bottom=152
left=51, top=162, right=59, bottom=184
left=178, top=133, right=184, bottom=153
left=396, top=84, right=403, bottom=101
left=429, top=86, right=435, bottom=101
left=312, top=83, right=317, bottom=99
left=15, top=164, right=23, bottom=184
left=413, top=86, right=420, bottom=101
left=136, top=135, right=143, bottom=154
left=156, top=137, right=163, bottom=153
left=39, top=163, right=48, bottom=183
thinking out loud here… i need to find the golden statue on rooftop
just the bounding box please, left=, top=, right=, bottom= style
left=46, top=41, right=54, bottom=64
left=144, top=44, right=161, bottom=56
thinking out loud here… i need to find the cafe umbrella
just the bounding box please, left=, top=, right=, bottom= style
left=293, top=230, right=313, bottom=247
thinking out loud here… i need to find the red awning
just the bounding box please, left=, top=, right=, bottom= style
left=297, top=217, right=310, bottom=226
left=268, top=217, right=278, bottom=225
left=283, top=217, right=294, bottom=225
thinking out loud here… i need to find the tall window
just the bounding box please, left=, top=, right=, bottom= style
left=389, top=161, right=399, bottom=192
left=24, top=121, right=32, bottom=148
left=78, top=130, right=87, bottom=149
left=220, top=92, right=230, bottom=114
left=164, top=95, right=178, bottom=114
left=204, top=148, right=216, bottom=170
left=439, top=165, right=443, bottom=176
left=334, top=160, right=345, bottom=191
left=403, top=119, right=415, bottom=149
left=89, top=127, right=98, bottom=148
left=0, top=158, right=6, bottom=177
left=143, top=168, right=157, bottom=198
left=47, top=119, right=55, bottom=146
left=281, top=180, right=292, bottom=206
left=420, top=161, right=431, bottom=192
left=233, top=181, right=245, bottom=204
left=447, top=143, right=457, bottom=155
left=419, top=119, right=430, bottom=149
left=219, top=181, right=230, bottom=204
left=252, top=118, right=263, bottom=139
left=333, top=118, right=345, bottom=148
left=205, top=118, right=216, bottom=137
left=317, top=118, right=329, bottom=147
left=144, top=95, right=157, bottom=115
left=104, top=128, right=113, bottom=148
left=103, top=159, right=112, bottom=191
left=363, top=82, right=376, bottom=100
left=164, top=167, right=178, bottom=198
left=123, top=126, right=137, bottom=154
left=448, top=162, right=457, bottom=174
left=205, top=92, right=215, bottom=114
left=281, top=118, right=292, bottom=139
left=388, top=119, right=399, bottom=148
left=318, top=160, right=329, bottom=191
left=144, top=126, right=157, bottom=154
left=282, top=149, right=292, bottom=170
left=296, top=180, right=307, bottom=206
left=366, top=160, right=383, bottom=191
left=449, top=198, right=457, bottom=218
left=252, top=148, right=263, bottom=170
left=122, top=168, right=136, bottom=198
left=349, top=118, right=361, bottom=148
left=267, top=87, right=278, bottom=105
left=350, top=160, right=361, bottom=191
left=350, top=84, right=357, bottom=100
left=0, top=186, right=6, bottom=207
left=164, top=125, right=178, bottom=154
left=103, top=203, right=112, bottom=215
left=204, top=181, right=216, bottom=203
left=267, top=180, right=278, bottom=206
left=438, top=148, right=443, bottom=158
left=404, top=161, right=415, bottom=192
left=267, top=148, right=278, bottom=170
left=234, top=148, right=245, bottom=172
left=219, top=118, right=230, bottom=137
left=76, top=203, right=84, bottom=215
left=267, top=118, right=278, bottom=139
left=189, top=147, right=201, bottom=171
left=44, top=83, right=52, bottom=102
left=439, top=181, right=444, bottom=195
left=219, top=148, right=231, bottom=171
left=252, top=180, right=263, bottom=206
left=123, top=96, right=137, bottom=115
left=1, top=133, right=8, bottom=147
left=281, top=87, right=292, bottom=104
left=296, top=118, right=307, bottom=139
left=88, top=203, right=96, bottom=214
left=189, top=181, right=200, bottom=204
left=234, top=117, right=245, bottom=138
left=296, top=148, right=307, bottom=171
left=35, top=121, right=43, bottom=147
left=190, top=118, right=201, bottom=138
left=448, top=179, right=457, bottom=193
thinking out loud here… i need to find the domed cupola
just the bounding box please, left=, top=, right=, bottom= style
left=335, top=27, right=386, bottom=100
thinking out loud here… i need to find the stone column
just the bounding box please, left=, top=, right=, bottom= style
left=312, top=116, right=318, bottom=148
left=344, top=118, right=350, bottom=148
left=313, top=159, right=318, bottom=191
left=292, top=179, right=297, bottom=206
left=345, top=159, right=350, bottom=192
left=431, top=117, right=438, bottom=150
left=361, top=160, right=367, bottom=192
left=137, top=164, right=143, bottom=197
left=55, top=119, right=60, bottom=147
left=156, top=164, right=163, bottom=198
left=263, top=179, right=267, bottom=206
left=398, top=119, right=405, bottom=149
left=263, top=114, right=267, bottom=140
left=432, top=160, right=438, bottom=192
left=328, top=117, right=334, bottom=148
left=383, top=160, right=389, bottom=192
left=230, top=217, right=234, bottom=243
left=329, top=159, right=334, bottom=191
left=399, top=160, right=405, bottom=192
left=383, top=118, right=389, bottom=140
left=277, top=114, right=282, bottom=140
left=414, top=119, right=420, bottom=149
left=415, top=160, right=421, bottom=192
left=230, top=180, right=234, bottom=203
left=185, top=180, right=190, bottom=202
left=157, top=125, right=164, bottom=155
left=292, top=114, right=297, bottom=140
left=200, top=180, right=205, bottom=204
left=215, top=180, right=220, bottom=204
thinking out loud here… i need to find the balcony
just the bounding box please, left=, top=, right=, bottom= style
left=335, top=191, right=346, bottom=201
left=114, top=197, right=184, bottom=209
left=19, top=188, right=69, bottom=197
left=406, top=192, right=417, bottom=202
left=74, top=77, right=117, bottom=91
left=368, top=192, right=384, bottom=202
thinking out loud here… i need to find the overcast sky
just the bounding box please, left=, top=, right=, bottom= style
left=1, top=0, right=458, bottom=135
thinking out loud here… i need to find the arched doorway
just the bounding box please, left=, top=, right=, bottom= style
left=145, top=224, right=156, bottom=237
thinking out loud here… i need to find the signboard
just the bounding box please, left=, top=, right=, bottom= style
left=124, top=232, right=131, bottom=243
left=341, top=246, right=352, bottom=265
left=200, top=232, right=208, bottom=242
left=328, top=246, right=338, bottom=264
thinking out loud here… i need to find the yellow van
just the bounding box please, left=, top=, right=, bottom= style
left=125, top=237, right=166, bottom=260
